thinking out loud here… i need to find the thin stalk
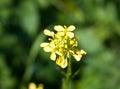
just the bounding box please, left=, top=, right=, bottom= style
left=62, top=58, right=72, bottom=89
left=66, top=58, right=72, bottom=89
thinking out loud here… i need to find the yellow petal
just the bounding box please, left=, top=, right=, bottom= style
left=73, top=54, right=82, bottom=61
left=54, top=25, right=64, bottom=31
left=38, top=84, right=44, bottom=89
left=70, top=40, right=78, bottom=46
left=57, top=32, right=64, bottom=36
left=67, top=25, right=75, bottom=31
left=80, top=50, right=87, bottom=55
left=43, top=46, right=52, bottom=52
left=49, top=42, right=55, bottom=48
left=70, top=40, right=74, bottom=45
left=40, top=42, right=49, bottom=47
left=44, top=29, right=51, bottom=35
left=44, top=29, right=54, bottom=36
left=62, top=59, right=67, bottom=68
left=56, top=51, right=62, bottom=56
left=50, top=52, right=56, bottom=61
left=28, top=82, right=37, bottom=89
left=56, top=56, right=67, bottom=68
left=66, top=32, right=74, bottom=38
left=74, top=41, right=78, bottom=46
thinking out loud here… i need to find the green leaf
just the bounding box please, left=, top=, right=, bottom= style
left=75, top=28, right=103, bottom=54
left=18, top=1, right=39, bottom=37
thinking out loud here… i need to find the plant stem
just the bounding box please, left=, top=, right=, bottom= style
left=62, top=58, right=72, bottom=89
left=67, top=58, right=72, bottom=89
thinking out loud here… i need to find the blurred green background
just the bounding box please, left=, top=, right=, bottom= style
left=0, top=0, right=120, bottom=89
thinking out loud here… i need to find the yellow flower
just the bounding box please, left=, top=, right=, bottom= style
left=29, top=82, right=36, bottom=89
left=73, top=50, right=87, bottom=61
left=54, top=25, right=75, bottom=38
left=38, top=84, right=44, bottom=89
left=56, top=56, right=67, bottom=68
left=40, top=25, right=86, bottom=68
left=40, top=42, right=56, bottom=61
left=28, top=82, right=44, bottom=89
left=44, top=29, right=54, bottom=37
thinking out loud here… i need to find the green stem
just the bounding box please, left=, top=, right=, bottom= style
left=62, top=58, right=72, bottom=89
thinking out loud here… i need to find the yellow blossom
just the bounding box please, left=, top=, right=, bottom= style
left=40, top=25, right=86, bottom=68
left=29, top=82, right=37, bottom=89
left=38, top=84, right=44, bottom=89
left=28, top=82, right=44, bottom=89
left=44, top=29, right=54, bottom=37
left=54, top=25, right=75, bottom=38
left=73, top=50, right=87, bottom=61
left=56, top=56, right=67, bottom=68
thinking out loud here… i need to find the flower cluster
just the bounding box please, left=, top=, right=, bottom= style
left=40, top=25, right=86, bottom=68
